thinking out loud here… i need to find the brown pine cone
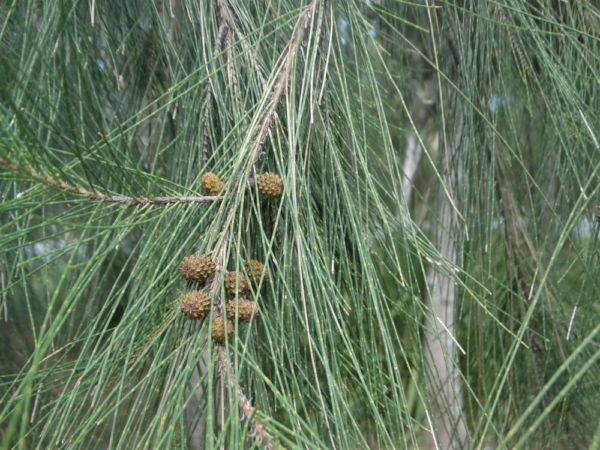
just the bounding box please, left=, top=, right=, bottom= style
left=201, top=172, right=224, bottom=196
left=224, top=271, right=249, bottom=296
left=180, top=290, right=211, bottom=320
left=243, top=259, right=269, bottom=285
left=179, top=254, right=215, bottom=283
left=256, top=172, right=283, bottom=200
left=226, top=299, right=258, bottom=323
left=212, top=316, right=234, bottom=344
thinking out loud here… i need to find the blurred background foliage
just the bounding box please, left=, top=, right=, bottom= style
left=1, top=0, right=600, bottom=449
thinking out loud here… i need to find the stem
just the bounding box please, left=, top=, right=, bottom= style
left=215, top=347, right=281, bottom=449
left=217, top=0, right=268, bottom=89
left=496, top=6, right=532, bottom=79
left=248, top=1, right=320, bottom=167
left=0, top=157, right=221, bottom=206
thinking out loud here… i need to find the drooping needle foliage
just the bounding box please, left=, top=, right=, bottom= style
left=1, top=1, right=599, bottom=449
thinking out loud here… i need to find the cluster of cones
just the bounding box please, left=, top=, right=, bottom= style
left=179, top=253, right=269, bottom=344
left=176, top=170, right=279, bottom=343
left=201, top=171, right=283, bottom=200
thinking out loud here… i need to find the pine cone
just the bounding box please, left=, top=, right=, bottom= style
left=596, top=206, right=600, bottom=223
left=179, top=254, right=215, bottom=283
left=180, top=290, right=211, bottom=320
left=256, top=172, right=283, bottom=200
left=212, top=316, right=234, bottom=344
left=224, top=271, right=249, bottom=296
left=243, top=259, right=269, bottom=285
left=201, top=172, right=224, bottom=196
left=226, top=299, right=258, bottom=323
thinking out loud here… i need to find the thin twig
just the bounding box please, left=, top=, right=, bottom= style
left=217, top=0, right=268, bottom=89
left=496, top=7, right=532, bottom=79
left=216, top=347, right=280, bottom=449
left=1, top=267, right=7, bottom=322
left=224, top=23, right=247, bottom=127
left=0, top=157, right=221, bottom=205
left=248, top=1, right=319, bottom=167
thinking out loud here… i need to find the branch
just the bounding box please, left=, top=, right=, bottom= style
left=216, top=347, right=281, bottom=449
left=496, top=6, right=532, bottom=79
left=217, top=0, right=269, bottom=89
left=206, top=2, right=323, bottom=447
left=0, top=157, right=221, bottom=206
left=248, top=0, right=320, bottom=167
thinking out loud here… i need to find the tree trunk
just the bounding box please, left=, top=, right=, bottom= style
left=422, top=121, right=468, bottom=449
